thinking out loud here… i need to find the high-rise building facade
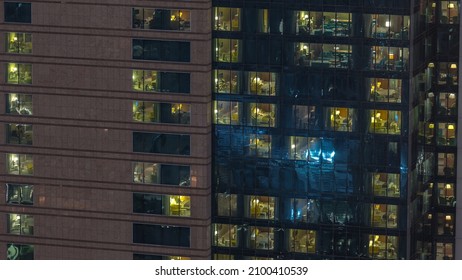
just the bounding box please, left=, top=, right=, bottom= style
left=211, top=0, right=459, bottom=260
left=0, top=0, right=460, bottom=260
left=1, top=0, right=212, bottom=259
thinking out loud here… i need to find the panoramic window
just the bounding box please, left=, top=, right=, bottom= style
left=216, top=193, right=238, bottom=216
left=371, top=173, right=400, bottom=197
left=6, top=183, right=33, bottom=205
left=214, top=38, right=241, bottom=63
left=365, top=14, right=410, bottom=39
left=7, top=63, right=32, bottom=84
left=4, top=2, right=31, bottom=23
left=245, top=195, right=277, bottom=220
left=439, top=1, right=459, bottom=24
left=246, top=72, right=278, bottom=96
left=369, top=46, right=409, bottom=71
left=371, top=204, right=398, bottom=228
left=437, top=213, right=454, bottom=235
left=437, top=153, right=455, bottom=177
left=133, top=8, right=190, bottom=31
left=133, top=101, right=190, bottom=124
left=325, top=107, right=356, bottom=132
left=368, top=110, right=401, bottom=134
left=133, top=193, right=190, bottom=217
left=6, top=124, right=32, bottom=145
left=213, top=223, right=238, bottom=247
left=214, top=100, right=241, bottom=125
left=6, top=93, right=32, bottom=115
left=368, top=78, right=402, bottom=103
left=247, top=103, right=276, bottom=127
left=437, top=92, right=457, bottom=115
left=438, top=62, right=458, bottom=85
left=132, top=162, right=190, bottom=186
left=288, top=229, right=316, bottom=253
left=292, top=11, right=352, bottom=36
left=368, top=235, right=398, bottom=259
left=292, top=43, right=352, bottom=68
left=6, top=32, right=32, bottom=53
left=437, top=183, right=455, bottom=206
left=248, top=226, right=274, bottom=250
left=7, top=153, right=33, bottom=175
left=7, top=214, right=34, bottom=235
left=214, top=69, right=240, bottom=94
left=247, top=134, right=271, bottom=158
left=213, top=7, right=241, bottom=31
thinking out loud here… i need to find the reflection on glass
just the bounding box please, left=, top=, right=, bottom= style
left=8, top=214, right=34, bottom=235
left=7, top=153, right=33, bottom=175
left=368, top=235, right=398, bottom=259
left=292, top=105, right=316, bottom=129
left=293, top=11, right=352, bottom=36
left=247, top=103, right=276, bottom=127
left=365, top=14, right=410, bottom=39
left=371, top=173, right=400, bottom=197
left=245, top=195, right=277, bottom=220
left=326, top=107, right=355, bottom=132
left=371, top=204, right=398, bottom=228
left=6, top=124, right=33, bottom=145
left=293, top=43, right=351, bottom=68
left=368, top=78, right=402, bottom=103
left=368, top=110, right=401, bottom=134
left=213, top=224, right=238, bottom=247
left=6, top=94, right=32, bottom=115
left=248, top=226, right=274, bottom=250
left=289, top=198, right=320, bottom=223
left=7, top=244, right=34, bottom=260
left=247, top=72, right=277, bottom=95
left=132, top=8, right=191, bottom=31
left=214, top=101, right=241, bottom=125
left=214, top=7, right=241, bottom=31
left=214, top=39, right=240, bottom=63
left=214, top=69, right=239, bottom=94
left=216, top=193, right=238, bottom=216
left=6, top=32, right=32, bottom=53
left=133, top=101, right=190, bottom=124
left=248, top=134, right=271, bottom=158
left=7, top=63, right=32, bottom=84
left=6, top=184, right=34, bottom=205
left=288, top=229, right=316, bottom=253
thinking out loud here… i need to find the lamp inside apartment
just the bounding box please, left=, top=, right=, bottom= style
left=450, top=63, right=457, bottom=69
left=448, top=3, right=455, bottom=9
left=428, top=62, right=435, bottom=68
left=448, top=124, right=455, bottom=130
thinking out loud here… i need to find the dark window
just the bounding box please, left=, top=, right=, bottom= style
left=4, top=2, right=31, bottom=23
left=132, top=39, right=190, bottom=62
left=133, top=8, right=191, bottom=31
left=133, top=132, right=190, bottom=155
left=6, top=183, right=33, bottom=205
left=133, top=193, right=163, bottom=214
left=133, top=223, right=190, bottom=247
left=6, top=124, right=32, bottom=145
left=133, top=254, right=162, bottom=260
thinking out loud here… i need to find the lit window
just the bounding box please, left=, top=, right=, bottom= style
left=7, top=63, right=32, bottom=84
left=133, top=193, right=190, bottom=217
left=213, top=7, right=241, bottom=31
left=248, top=226, right=274, bottom=250
left=371, top=173, right=400, bottom=197
left=133, top=101, right=190, bottom=124
left=245, top=195, right=277, bottom=220
left=213, top=224, right=238, bottom=247
left=133, top=8, right=190, bottom=31
left=7, top=214, right=34, bottom=235
left=288, top=229, right=316, bottom=253
left=6, top=93, right=32, bottom=115
left=6, top=32, right=32, bottom=53
left=368, top=235, right=398, bottom=259
left=7, top=153, right=33, bottom=175
left=371, top=204, right=398, bottom=228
